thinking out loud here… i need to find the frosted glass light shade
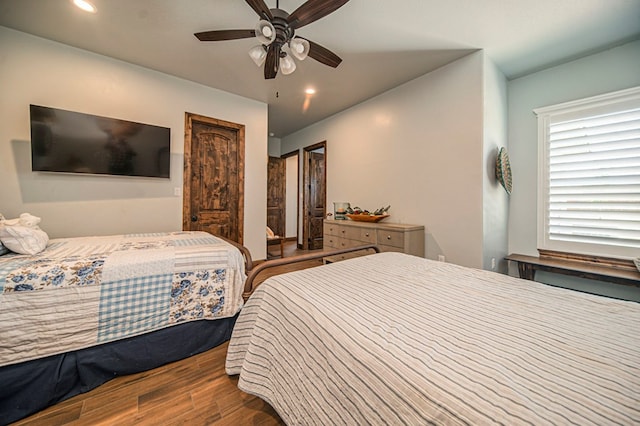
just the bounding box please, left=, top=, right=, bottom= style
left=289, top=37, right=310, bottom=61
left=280, top=54, right=296, bottom=75
left=255, top=20, right=276, bottom=45
left=248, top=45, right=267, bottom=66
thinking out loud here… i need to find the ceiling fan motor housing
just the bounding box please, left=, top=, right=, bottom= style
left=270, top=8, right=294, bottom=48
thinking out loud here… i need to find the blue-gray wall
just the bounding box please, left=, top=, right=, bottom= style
left=507, top=39, right=640, bottom=301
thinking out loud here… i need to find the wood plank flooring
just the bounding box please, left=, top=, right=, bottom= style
left=13, top=342, right=282, bottom=426
left=12, top=241, right=324, bottom=426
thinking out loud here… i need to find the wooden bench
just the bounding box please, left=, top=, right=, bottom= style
left=505, top=252, right=640, bottom=287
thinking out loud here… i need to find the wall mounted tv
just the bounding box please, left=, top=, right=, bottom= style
left=30, top=105, right=171, bottom=178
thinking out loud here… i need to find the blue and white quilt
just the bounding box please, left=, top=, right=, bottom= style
left=0, top=231, right=246, bottom=367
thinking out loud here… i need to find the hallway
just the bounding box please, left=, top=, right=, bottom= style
left=267, top=238, right=323, bottom=259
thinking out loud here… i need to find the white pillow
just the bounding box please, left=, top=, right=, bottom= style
left=0, top=225, right=49, bottom=255
left=0, top=214, right=7, bottom=255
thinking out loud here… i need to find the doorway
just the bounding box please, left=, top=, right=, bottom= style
left=302, top=142, right=326, bottom=250
left=182, top=112, right=245, bottom=244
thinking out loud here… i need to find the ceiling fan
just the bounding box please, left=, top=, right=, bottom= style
left=195, top=0, right=350, bottom=79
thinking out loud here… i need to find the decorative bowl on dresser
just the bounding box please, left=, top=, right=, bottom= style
left=345, top=214, right=390, bottom=223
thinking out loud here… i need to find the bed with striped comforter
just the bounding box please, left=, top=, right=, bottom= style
left=226, top=252, right=640, bottom=425
left=0, top=231, right=246, bottom=367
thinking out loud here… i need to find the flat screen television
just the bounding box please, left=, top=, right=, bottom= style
left=30, top=105, right=171, bottom=178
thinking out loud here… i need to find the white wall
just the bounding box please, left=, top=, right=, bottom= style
left=508, top=39, right=640, bottom=300
left=267, top=136, right=281, bottom=157
left=285, top=155, right=298, bottom=239
left=482, top=56, right=509, bottom=273
left=0, top=27, right=269, bottom=259
left=282, top=52, right=485, bottom=268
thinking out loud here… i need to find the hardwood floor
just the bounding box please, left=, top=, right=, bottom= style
left=13, top=241, right=324, bottom=426
left=14, top=341, right=282, bottom=426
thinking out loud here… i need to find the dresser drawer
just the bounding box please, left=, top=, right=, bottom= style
left=324, top=223, right=342, bottom=236
left=357, top=228, right=376, bottom=244
left=323, top=251, right=367, bottom=264
left=341, top=226, right=363, bottom=241
left=376, top=229, right=405, bottom=249
left=325, top=235, right=354, bottom=250
left=324, top=234, right=341, bottom=249
left=378, top=244, right=404, bottom=253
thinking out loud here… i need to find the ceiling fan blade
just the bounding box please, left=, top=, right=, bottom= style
left=264, top=44, right=280, bottom=79
left=194, top=29, right=256, bottom=41
left=245, top=0, right=273, bottom=21
left=304, top=38, right=342, bottom=68
left=287, top=0, right=350, bottom=30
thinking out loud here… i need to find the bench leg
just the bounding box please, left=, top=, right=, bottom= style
left=517, top=263, right=536, bottom=281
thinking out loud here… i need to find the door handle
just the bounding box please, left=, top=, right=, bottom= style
left=191, top=215, right=197, bottom=222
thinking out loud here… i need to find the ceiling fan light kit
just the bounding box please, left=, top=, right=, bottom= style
left=248, top=44, right=268, bottom=66
left=255, top=20, right=276, bottom=44
left=290, top=37, right=310, bottom=61
left=279, top=53, right=297, bottom=75
left=195, top=0, right=349, bottom=79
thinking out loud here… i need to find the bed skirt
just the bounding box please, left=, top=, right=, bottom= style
left=0, top=315, right=238, bottom=425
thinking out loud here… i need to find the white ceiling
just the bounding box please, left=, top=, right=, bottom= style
left=1, top=0, right=638, bottom=137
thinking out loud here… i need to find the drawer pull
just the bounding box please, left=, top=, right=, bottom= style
left=365, top=233, right=370, bottom=237
left=387, top=235, right=391, bottom=240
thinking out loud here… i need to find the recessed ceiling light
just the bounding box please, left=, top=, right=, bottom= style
left=73, top=0, right=97, bottom=13
left=305, top=88, right=316, bottom=95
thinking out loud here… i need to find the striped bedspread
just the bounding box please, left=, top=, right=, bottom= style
left=226, top=252, right=640, bottom=425
left=0, top=231, right=245, bottom=367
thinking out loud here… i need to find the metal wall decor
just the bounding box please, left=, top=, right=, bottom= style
left=496, top=147, right=512, bottom=195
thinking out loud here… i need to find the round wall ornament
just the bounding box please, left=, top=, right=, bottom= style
left=496, top=147, right=512, bottom=195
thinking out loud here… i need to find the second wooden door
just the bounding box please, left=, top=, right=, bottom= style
left=267, top=156, right=286, bottom=237
left=303, top=144, right=326, bottom=250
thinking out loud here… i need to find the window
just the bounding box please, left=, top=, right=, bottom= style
left=535, top=87, right=640, bottom=259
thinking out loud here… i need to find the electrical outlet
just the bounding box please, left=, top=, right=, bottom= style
left=491, top=258, right=496, bottom=270
left=437, top=255, right=445, bottom=262
left=174, top=187, right=181, bottom=197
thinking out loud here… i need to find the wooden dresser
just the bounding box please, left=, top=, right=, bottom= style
left=323, top=219, right=424, bottom=262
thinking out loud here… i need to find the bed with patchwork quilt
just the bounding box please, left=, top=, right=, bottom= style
left=0, top=231, right=248, bottom=424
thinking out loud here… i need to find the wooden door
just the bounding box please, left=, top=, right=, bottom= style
left=303, top=143, right=326, bottom=250
left=267, top=156, right=286, bottom=237
left=183, top=113, right=244, bottom=244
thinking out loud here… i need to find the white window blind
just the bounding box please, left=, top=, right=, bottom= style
left=535, top=87, right=640, bottom=259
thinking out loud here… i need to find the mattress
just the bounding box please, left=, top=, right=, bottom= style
left=0, top=231, right=246, bottom=367
left=226, top=252, right=640, bottom=425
